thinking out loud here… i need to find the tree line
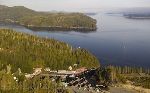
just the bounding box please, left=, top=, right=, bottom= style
left=99, top=65, right=150, bottom=89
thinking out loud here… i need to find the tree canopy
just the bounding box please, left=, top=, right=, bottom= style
left=0, top=29, right=100, bottom=73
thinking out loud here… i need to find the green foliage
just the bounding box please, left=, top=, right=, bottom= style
left=0, top=5, right=97, bottom=31
left=96, top=65, right=150, bottom=89
left=104, top=65, right=150, bottom=89
left=0, top=29, right=100, bottom=73
left=106, top=65, right=150, bottom=75
left=116, top=74, right=127, bottom=83
left=0, top=66, right=69, bottom=93
left=96, top=68, right=112, bottom=84
left=0, top=69, right=15, bottom=90
left=127, top=77, right=150, bottom=89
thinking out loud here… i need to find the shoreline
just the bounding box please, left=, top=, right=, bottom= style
left=0, top=21, right=97, bottom=32
left=25, top=26, right=97, bottom=32
left=0, top=20, right=97, bottom=32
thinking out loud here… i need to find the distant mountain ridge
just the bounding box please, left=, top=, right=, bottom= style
left=122, top=7, right=150, bottom=14
left=106, top=7, right=150, bottom=19
left=0, top=5, right=7, bottom=8
left=121, top=7, right=150, bottom=19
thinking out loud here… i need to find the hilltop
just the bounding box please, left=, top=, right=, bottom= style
left=0, top=5, right=97, bottom=31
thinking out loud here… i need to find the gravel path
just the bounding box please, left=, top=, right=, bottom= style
left=109, top=87, right=137, bottom=93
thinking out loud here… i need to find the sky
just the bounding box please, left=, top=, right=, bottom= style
left=0, top=0, right=150, bottom=11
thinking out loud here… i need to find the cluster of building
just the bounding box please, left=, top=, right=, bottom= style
left=25, top=66, right=88, bottom=79
left=24, top=66, right=108, bottom=93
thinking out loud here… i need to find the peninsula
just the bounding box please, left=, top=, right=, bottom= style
left=0, top=5, right=97, bottom=31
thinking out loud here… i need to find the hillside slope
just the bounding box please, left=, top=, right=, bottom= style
left=0, top=29, right=100, bottom=72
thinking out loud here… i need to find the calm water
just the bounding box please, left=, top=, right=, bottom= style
left=1, top=13, right=150, bottom=68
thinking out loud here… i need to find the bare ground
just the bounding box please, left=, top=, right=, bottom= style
left=109, top=87, right=137, bottom=93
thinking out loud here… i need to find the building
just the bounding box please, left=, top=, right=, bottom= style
left=75, top=67, right=87, bottom=75
left=33, top=68, right=42, bottom=75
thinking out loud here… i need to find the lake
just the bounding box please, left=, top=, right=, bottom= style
left=1, top=13, right=150, bottom=68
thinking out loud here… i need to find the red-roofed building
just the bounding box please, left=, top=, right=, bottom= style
left=75, top=67, right=87, bottom=75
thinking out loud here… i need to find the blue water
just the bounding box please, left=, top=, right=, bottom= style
left=1, top=13, right=150, bottom=68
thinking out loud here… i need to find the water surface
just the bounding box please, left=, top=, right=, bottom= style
left=1, top=13, right=150, bottom=68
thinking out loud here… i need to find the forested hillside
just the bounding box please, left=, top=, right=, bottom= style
left=0, top=29, right=100, bottom=73
left=0, top=5, right=97, bottom=31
